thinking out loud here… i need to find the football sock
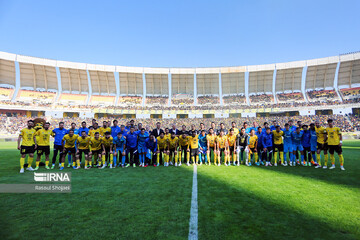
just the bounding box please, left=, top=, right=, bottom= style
left=157, top=153, right=160, bottom=164
left=110, top=154, right=113, bottom=165
left=20, top=157, right=25, bottom=168
left=61, top=162, right=65, bottom=167
left=28, top=157, right=33, bottom=167
left=339, top=154, right=344, bottom=166
left=274, top=152, right=278, bottom=164
left=85, top=160, right=88, bottom=167
left=254, top=152, right=258, bottom=162
left=324, top=154, right=328, bottom=166
left=317, top=153, right=321, bottom=166
left=330, top=154, right=335, bottom=165
left=113, top=155, right=117, bottom=166
left=36, top=161, right=40, bottom=167
left=76, top=160, right=80, bottom=167
left=45, top=160, right=49, bottom=166
left=312, top=153, right=317, bottom=164
left=102, top=155, right=106, bottom=165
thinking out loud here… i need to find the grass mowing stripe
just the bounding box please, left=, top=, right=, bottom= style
left=188, top=165, right=198, bottom=240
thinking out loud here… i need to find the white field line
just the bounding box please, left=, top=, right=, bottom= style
left=188, top=164, right=198, bottom=240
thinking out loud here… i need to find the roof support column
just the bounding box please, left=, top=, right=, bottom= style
left=301, top=66, right=308, bottom=102
left=168, top=71, right=171, bottom=106
left=219, top=71, right=223, bottom=105
left=142, top=71, right=146, bottom=107
left=272, top=67, right=277, bottom=103
left=114, top=72, right=119, bottom=106
left=244, top=68, right=250, bottom=105
left=194, top=72, right=197, bottom=105
left=86, top=69, right=91, bottom=105
left=54, top=67, right=62, bottom=103
left=333, top=59, right=343, bottom=102
left=11, top=60, right=20, bottom=102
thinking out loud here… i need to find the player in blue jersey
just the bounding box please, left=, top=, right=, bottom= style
left=145, top=134, right=157, bottom=166
left=78, top=121, right=89, bottom=135
left=301, top=125, right=312, bottom=166
left=126, top=126, right=140, bottom=167
left=309, top=123, right=319, bottom=167
left=111, top=120, right=121, bottom=138
left=256, top=127, right=264, bottom=165
left=262, top=122, right=269, bottom=134
left=198, top=130, right=208, bottom=165
left=113, top=132, right=126, bottom=167
left=137, top=128, right=149, bottom=167
left=291, top=127, right=304, bottom=166
left=270, top=120, right=277, bottom=132
left=51, top=122, right=68, bottom=169
left=262, top=128, right=273, bottom=166
left=283, top=123, right=293, bottom=166
left=288, top=120, right=297, bottom=132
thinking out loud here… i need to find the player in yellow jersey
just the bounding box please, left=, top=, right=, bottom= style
left=156, top=132, right=169, bottom=166
left=206, top=128, right=217, bottom=165
left=325, top=119, right=345, bottom=170
left=77, top=131, right=91, bottom=169
left=168, top=132, right=179, bottom=166
left=101, top=131, right=114, bottom=169
left=34, top=122, right=52, bottom=170
left=17, top=120, right=36, bottom=173
left=61, top=129, right=78, bottom=170
left=178, top=132, right=189, bottom=166
left=315, top=120, right=328, bottom=168
left=89, top=123, right=101, bottom=138
left=216, top=130, right=228, bottom=166
left=226, top=128, right=237, bottom=166
left=164, top=128, right=171, bottom=140
left=231, top=121, right=239, bottom=136
left=188, top=131, right=199, bottom=165
left=89, top=132, right=102, bottom=167
left=246, top=129, right=258, bottom=166
left=272, top=126, right=284, bottom=166
left=100, top=121, right=111, bottom=137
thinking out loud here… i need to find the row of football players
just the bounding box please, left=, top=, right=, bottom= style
left=17, top=118, right=345, bottom=173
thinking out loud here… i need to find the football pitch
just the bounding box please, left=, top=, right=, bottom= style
left=0, top=141, right=359, bottom=240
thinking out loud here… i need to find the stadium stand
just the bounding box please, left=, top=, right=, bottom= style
left=340, top=87, right=360, bottom=99
left=276, top=92, right=304, bottom=102
left=0, top=51, right=359, bottom=124
left=16, top=90, right=56, bottom=103
left=249, top=94, right=274, bottom=104
left=59, top=93, right=87, bottom=104
left=118, top=96, right=142, bottom=105
left=0, top=87, right=14, bottom=100
left=90, top=95, right=115, bottom=105
left=306, top=89, right=338, bottom=101
left=223, top=95, right=246, bottom=105
left=145, top=96, right=169, bottom=105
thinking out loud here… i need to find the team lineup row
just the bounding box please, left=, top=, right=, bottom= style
left=17, top=118, right=345, bottom=173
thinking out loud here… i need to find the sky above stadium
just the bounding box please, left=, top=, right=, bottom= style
left=0, top=0, right=359, bottom=68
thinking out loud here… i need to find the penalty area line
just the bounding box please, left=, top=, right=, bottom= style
left=188, top=164, right=198, bottom=240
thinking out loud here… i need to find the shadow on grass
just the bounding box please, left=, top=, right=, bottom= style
left=195, top=167, right=359, bottom=240
left=254, top=147, right=360, bottom=189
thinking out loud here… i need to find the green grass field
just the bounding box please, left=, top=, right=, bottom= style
left=0, top=140, right=359, bottom=240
